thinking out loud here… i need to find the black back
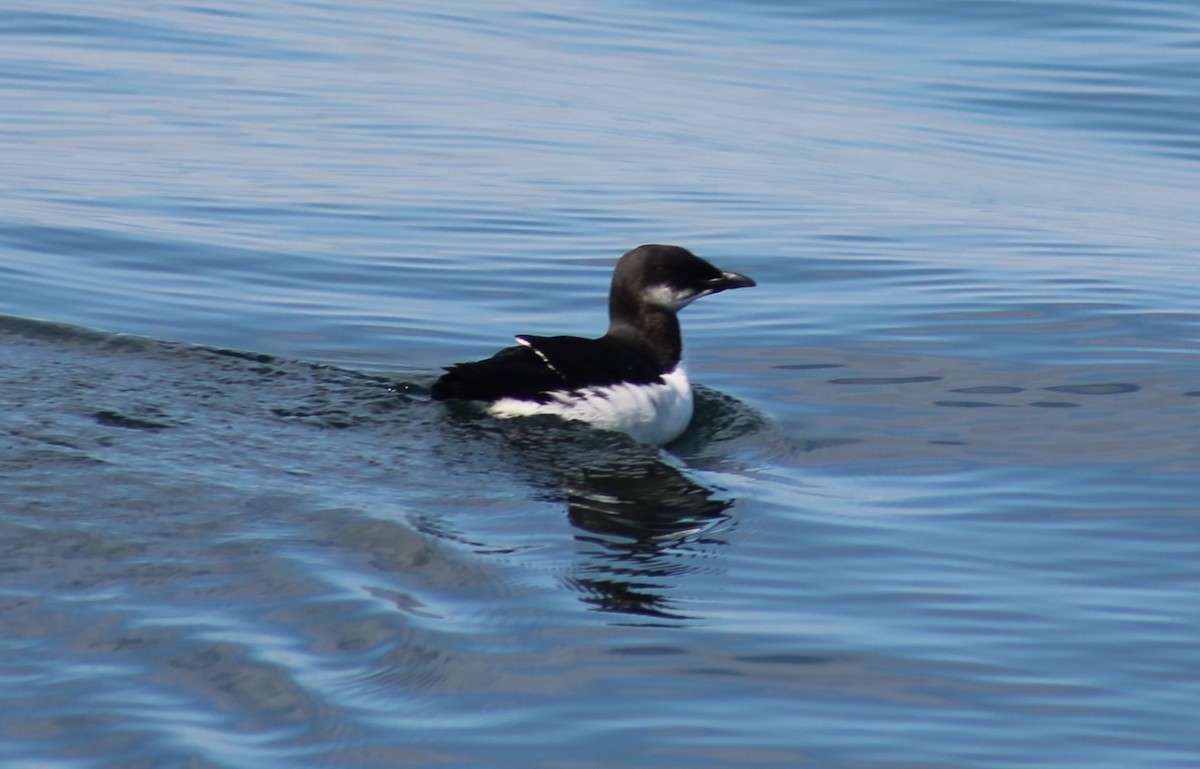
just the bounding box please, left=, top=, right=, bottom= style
left=431, top=334, right=662, bottom=403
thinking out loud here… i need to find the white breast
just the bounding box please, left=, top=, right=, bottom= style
left=488, top=365, right=694, bottom=446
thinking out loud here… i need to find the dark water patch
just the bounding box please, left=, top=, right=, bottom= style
left=735, top=652, right=833, bottom=666
left=93, top=409, right=173, bottom=431
left=772, top=363, right=846, bottom=370
left=0, top=312, right=113, bottom=346
left=1044, top=383, right=1141, bottom=395
left=756, top=345, right=1200, bottom=475
left=829, top=376, right=943, bottom=385
left=607, top=645, right=684, bottom=656
left=951, top=385, right=1025, bottom=394
left=209, top=347, right=278, bottom=364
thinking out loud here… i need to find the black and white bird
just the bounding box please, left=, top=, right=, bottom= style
left=431, top=244, right=756, bottom=446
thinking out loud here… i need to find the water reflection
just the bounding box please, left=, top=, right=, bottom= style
left=439, top=396, right=746, bottom=622
left=563, top=456, right=733, bottom=621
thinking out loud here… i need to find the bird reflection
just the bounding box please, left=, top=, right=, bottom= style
left=431, top=385, right=769, bottom=623
left=561, top=454, right=734, bottom=621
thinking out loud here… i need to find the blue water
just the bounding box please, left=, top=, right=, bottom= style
left=2, top=1, right=1199, bottom=767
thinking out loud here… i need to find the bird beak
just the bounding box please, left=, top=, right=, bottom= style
left=707, top=270, right=756, bottom=292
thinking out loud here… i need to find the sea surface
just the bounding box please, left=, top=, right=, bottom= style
left=2, top=1, right=1199, bottom=767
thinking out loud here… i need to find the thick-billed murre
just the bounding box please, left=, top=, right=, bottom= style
left=431, top=244, right=756, bottom=446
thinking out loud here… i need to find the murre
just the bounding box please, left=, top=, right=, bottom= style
left=431, top=244, right=756, bottom=446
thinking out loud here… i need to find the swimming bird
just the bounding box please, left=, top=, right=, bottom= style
left=431, top=244, right=755, bottom=446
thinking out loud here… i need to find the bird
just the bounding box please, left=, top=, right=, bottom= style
left=431, top=244, right=756, bottom=446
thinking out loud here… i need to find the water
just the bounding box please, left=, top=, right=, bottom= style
left=2, top=0, right=1199, bottom=766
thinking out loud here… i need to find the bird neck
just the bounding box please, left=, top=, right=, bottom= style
left=607, top=305, right=682, bottom=373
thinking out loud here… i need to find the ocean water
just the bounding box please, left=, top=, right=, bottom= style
left=2, top=1, right=1199, bottom=767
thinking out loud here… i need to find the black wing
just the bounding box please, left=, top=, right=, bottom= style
left=431, top=335, right=662, bottom=403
